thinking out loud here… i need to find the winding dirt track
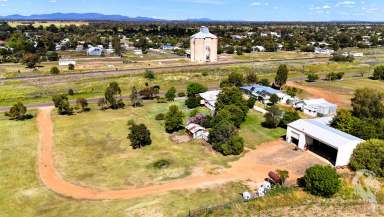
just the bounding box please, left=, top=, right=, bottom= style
left=37, top=107, right=318, bottom=200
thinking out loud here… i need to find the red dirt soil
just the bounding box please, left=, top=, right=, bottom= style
left=287, top=81, right=350, bottom=107
left=37, top=107, right=322, bottom=200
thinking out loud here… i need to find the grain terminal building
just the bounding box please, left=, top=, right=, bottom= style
left=190, top=26, right=218, bottom=63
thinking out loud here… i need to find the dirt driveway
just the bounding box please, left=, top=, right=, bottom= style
left=37, top=107, right=326, bottom=200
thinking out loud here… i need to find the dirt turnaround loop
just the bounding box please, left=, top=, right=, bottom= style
left=37, top=107, right=320, bottom=200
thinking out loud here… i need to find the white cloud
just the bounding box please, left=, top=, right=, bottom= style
left=336, top=1, right=356, bottom=6
left=250, top=1, right=269, bottom=7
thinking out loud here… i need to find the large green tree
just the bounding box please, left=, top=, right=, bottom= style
left=351, top=88, right=384, bottom=119
left=274, top=64, right=289, bottom=89
left=105, top=82, right=125, bottom=109
left=165, top=105, right=184, bottom=133
left=52, top=94, right=73, bottom=115
left=350, top=139, right=384, bottom=177
left=127, top=120, right=152, bottom=149
left=5, top=102, right=32, bottom=120
left=373, top=65, right=384, bottom=80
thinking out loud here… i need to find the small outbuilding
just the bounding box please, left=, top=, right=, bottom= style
left=199, top=90, right=221, bottom=112
left=87, top=46, right=103, bottom=56
left=287, top=118, right=364, bottom=167
left=294, top=99, right=337, bottom=117
left=186, top=123, right=209, bottom=141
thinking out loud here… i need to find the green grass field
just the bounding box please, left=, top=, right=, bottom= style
left=52, top=100, right=285, bottom=189
left=0, top=98, right=286, bottom=216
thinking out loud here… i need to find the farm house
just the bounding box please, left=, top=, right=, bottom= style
left=241, top=85, right=291, bottom=104
left=287, top=117, right=364, bottom=167
left=294, top=99, right=337, bottom=117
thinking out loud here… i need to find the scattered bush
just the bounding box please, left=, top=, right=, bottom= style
left=156, top=97, right=167, bottom=103
left=185, top=96, right=201, bottom=109
left=127, top=120, right=152, bottom=149
left=67, top=88, right=74, bottom=96
left=5, top=102, right=33, bottom=120
left=258, top=78, right=270, bottom=87
left=302, top=165, right=341, bottom=197
left=263, top=105, right=283, bottom=128
left=326, top=72, right=344, bottom=81
left=50, top=66, right=60, bottom=75
left=155, top=113, right=165, bottom=120
left=144, top=69, right=155, bottom=80
left=247, top=97, right=256, bottom=109
left=68, top=63, right=75, bottom=70
left=373, top=65, right=384, bottom=80
left=246, top=71, right=258, bottom=84
left=165, top=87, right=176, bottom=101
left=177, top=92, right=186, bottom=97
left=153, top=159, right=170, bottom=169
left=52, top=94, right=73, bottom=115
left=330, top=53, right=354, bottom=62
left=281, top=110, right=300, bottom=127
left=76, top=98, right=90, bottom=112
left=350, top=139, right=384, bottom=177
left=307, top=73, right=319, bottom=82
left=165, top=105, right=184, bottom=133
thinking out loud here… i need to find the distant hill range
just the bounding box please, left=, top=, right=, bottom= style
left=0, top=13, right=213, bottom=22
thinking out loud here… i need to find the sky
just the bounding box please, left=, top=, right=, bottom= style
left=0, top=0, right=383, bottom=21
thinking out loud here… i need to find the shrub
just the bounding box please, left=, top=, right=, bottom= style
left=202, top=71, right=208, bottom=76
left=185, top=96, right=201, bottom=109
left=302, top=165, right=341, bottom=197
left=5, top=102, right=32, bottom=120
left=144, top=69, right=155, bottom=80
left=68, top=63, right=75, bottom=70
left=258, top=78, right=270, bottom=86
left=153, top=159, right=170, bottom=169
left=246, top=71, right=258, bottom=84
left=177, top=92, right=186, bottom=97
left=247, top=97, right=256, bottom=109
left=68, top=88, right=74, bottom=96
left=281, top=110, right=300, bottom=127
left=46, top=51, right=59, bottom=61
left=373, top=65, right=384, bottom=80
left=350, top=139, right=384, bottom=177
left=213, top=134, right=244, bottom=156
left=165, top=105, right=184, bottom=133
left=263, top=105, right=283, bottom=128
left=165, top=87, right=176, bottom=101
left=127, top=120, right=152, bottom=149
left=307, top=73, right=319, bottom=82
left=156, top=97, right=167, bottom=103
left=50, top=66, right=60, bottom=75
left=155, top=113, right=165, bottom=120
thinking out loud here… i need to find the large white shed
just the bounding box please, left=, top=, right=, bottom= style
left=287, top=118, right=364, bottom=167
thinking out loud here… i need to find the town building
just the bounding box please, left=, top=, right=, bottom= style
left=287, top=117, right=364, bottom=167
left=190, top=26, right=218, bottom=63
left=58, top=59, right=76, bottom=66
left=87, top=45, right=103, bottom=56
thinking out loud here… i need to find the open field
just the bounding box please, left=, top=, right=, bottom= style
left=7, top=21, right=89, bottom=27
left=52, top=100, right=285, bottom=189
left=289, top=78, right=384, bottom=108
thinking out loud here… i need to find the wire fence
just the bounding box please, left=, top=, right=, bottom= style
left=183, top=196, right=259, bottom=217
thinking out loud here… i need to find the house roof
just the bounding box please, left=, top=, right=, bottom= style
left=199, top=90, right=221, bottom=103
left=186, top=123, right=206, bottom=134
left=191, top=26, right=217, bottom=39
left=288, top=118, right=364, bottom=150
left=241, top=85, right=281, bottom=95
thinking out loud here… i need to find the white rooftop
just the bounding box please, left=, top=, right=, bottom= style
left=191, top=26, right=217, bottom=39
left=288, top=118, right=364, bottom=150
left=186, top=123, right=206, bottom=134
left=200, top=90, right=220, bottom=101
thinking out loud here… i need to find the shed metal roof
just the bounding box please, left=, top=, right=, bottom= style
left=241, top=85, right=281, bottom=95
left=288, top=118, right=364, bottom=149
